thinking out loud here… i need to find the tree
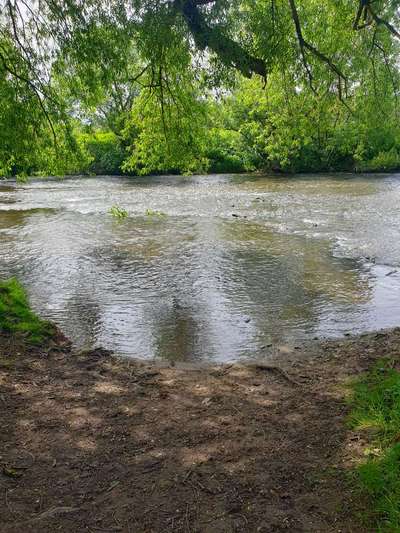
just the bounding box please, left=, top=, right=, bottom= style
left=1, top=1, right=400, bottom=92
left=1, top=0, right=400, bottom=175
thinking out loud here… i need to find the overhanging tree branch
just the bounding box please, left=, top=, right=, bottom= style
left=0, top=47, right=58, bottom=143
left=288, top=0, right=315, bottom=92
left=176, top=0, right=267, bottom=78
left=369, top=6, right=400, bottom=40
left=353, top=0, right=400, bottom=39
left=288, top=0, right=348, bottom=100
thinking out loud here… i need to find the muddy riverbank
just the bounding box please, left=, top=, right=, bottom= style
left=2, top=328, right=400, bottom=531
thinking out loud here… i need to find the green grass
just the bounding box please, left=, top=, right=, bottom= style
left=0, top=278, right=55, bottom=344
left=349, top=360, right=400, bottom=531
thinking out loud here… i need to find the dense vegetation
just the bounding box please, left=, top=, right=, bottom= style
left=1, top=1, right=400, bottom=176
left=349, top=361, right=400, bottom=531
left=0, top=278, right=54, bottom=344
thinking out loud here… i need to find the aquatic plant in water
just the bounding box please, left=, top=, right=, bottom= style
left=145, top=208, right=166, bottom=217
left=109, top=205, right=128, bottom=219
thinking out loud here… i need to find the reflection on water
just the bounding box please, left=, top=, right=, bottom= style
left=1, top=174, right=400, bottom=362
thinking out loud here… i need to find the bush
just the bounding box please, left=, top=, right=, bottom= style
left=79, top=132, right=126, bottom=175
left=205, top=128, right=255, bottom=174
left=356, top=148, right=400, bottom=172
left=207, top=151, right=247, bottom=173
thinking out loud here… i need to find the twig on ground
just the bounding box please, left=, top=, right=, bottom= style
left=254, top=364, right=301, bottom=386
left=15, top=506, right=78, bottom=525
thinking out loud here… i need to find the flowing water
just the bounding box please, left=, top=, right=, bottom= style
left=1, top=173, right=400, bottom=362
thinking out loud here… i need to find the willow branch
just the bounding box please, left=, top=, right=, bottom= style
left=288, top=0, right=348, bottom=101
left=288, top=0, right=315, bottom=92
left=177, top=0, right=266, bottom=78
left=353, top=0, right=372, bottom=30
left=353, top=0, right=400, bottom=39
left=369, top=6, right=400, bottom=40
left=0, top=48, right=57, bottom=143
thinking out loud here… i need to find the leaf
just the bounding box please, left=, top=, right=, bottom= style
left=3, top=466, right=23, bottom=478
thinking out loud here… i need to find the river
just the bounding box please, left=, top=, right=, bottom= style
left=1, top=173, right=400, bottom=362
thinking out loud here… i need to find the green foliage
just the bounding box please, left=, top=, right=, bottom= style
left=356, top=149, right=400, bottom=173
left=79, top=132, right=126, bottom=175
left=109, top=205, right=128, bottom=219
left=218, top=71, right=400, bottom=173
left=122, top=37, right=210, bottom=176
left=349, top=362, right=400, bottom=531
left=0, top=37, right=89, bottom=178
left=122, top=94, right=209, bottom=175
left=205, top=128, right=254, bottom=173
left=2, top=0, right=400, bottom=176
left=145, top=208, right=166, bottom=217
left=0, top=75, right=83, bottom=178
left=0, top=279, right=55, bottom=344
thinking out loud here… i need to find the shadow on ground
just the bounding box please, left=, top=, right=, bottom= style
left=3, top=329, right=399, bottom=532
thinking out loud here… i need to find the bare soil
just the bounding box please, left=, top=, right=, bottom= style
left=2, top=328, right=400, bottom=532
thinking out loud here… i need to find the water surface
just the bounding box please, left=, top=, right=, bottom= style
left=1, top=173, right=400, bottom=362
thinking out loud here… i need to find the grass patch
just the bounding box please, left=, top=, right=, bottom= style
left=349, top=360, right=400, bottom=531
left=0, top=278, right=55, bottom=344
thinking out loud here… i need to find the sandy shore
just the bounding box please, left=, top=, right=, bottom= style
left=2, top=328, right=400, bottom=532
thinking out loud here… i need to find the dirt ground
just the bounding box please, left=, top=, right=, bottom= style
left=2, top=328, right=400, bottom=532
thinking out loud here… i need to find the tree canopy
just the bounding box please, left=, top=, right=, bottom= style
left=1, top=0, right=400, bottom=175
